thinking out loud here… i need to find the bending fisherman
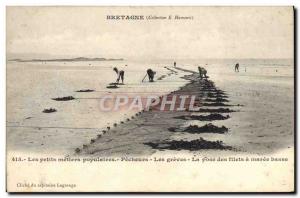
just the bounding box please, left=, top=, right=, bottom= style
left=147, top=69, right=156, bottom=82
left=198, top=66, right=207, bottom=78
left=113, top=67, right=125, bottom=84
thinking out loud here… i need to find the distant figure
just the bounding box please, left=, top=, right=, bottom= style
left=235, top=63, right=239, bottom=72
left=113, top=67, right=125, bottom=84
left=174, top=62, right=176, bottom=67
left=198, top=66, right=207, bottom=78
left=146, top=69, right=156, bottom=82
left=198, top=66, right=202, bottom=78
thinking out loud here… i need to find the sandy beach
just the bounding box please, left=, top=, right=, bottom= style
left=78, top=64, right=294, bottom=157
left=6, top=60, right=189, bottom=155
left=6, top=59, right=294, bottom=157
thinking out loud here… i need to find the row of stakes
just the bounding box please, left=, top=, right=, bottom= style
left=74, top=109, right=146, bottom=154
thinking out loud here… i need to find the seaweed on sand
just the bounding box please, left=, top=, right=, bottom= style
left=184, top=124, right=228, bottom=134
left=109, top=82, right=124, bottom=85
left=195, top=108, right=236, bottom=113
left=106, top=85, right=119, bottom=89
left=199, top=88, right=217, bottom=92
left=76, top=89, right=94, bottom=92
left=204, top=98, right=229, bottom=103
left=144, top=138, right=232, bottom=151
left=52, top=96, right=75, bottom=101
left=43, top=108, right=57, bottom=113
left=202, top=102, right=231, bottom=106
left=174, top=113, right=230, bottom=121
left=206, top=93, right=229, bottom=98
left=168, top=123, right=228, bottom=134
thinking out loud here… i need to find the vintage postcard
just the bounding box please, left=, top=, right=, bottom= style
left=6, top=6, right=294, bottom=192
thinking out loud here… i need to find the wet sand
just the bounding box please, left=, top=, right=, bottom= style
left=7, top=63, right=294, bottom=157
left=6, top=62, right=190, bottom=155
left=77, top=65, right=294, bottom=157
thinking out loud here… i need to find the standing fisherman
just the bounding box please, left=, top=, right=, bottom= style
left=113, top=67, right=125, bottom=84
left=235, top=63, right=239, bottom=72
left=174, top=61, right=177, bottom=67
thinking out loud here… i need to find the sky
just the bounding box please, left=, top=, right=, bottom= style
left=6, top=6, right=294, bottom=59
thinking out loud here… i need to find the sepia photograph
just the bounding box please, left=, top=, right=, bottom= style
left=6, top=6, right=295, bottom=192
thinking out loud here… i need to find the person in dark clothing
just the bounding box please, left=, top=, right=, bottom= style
left=235, top=63, right=239, bottom=72
left=198, top=66, right=207, bottom=78
left=147, top=69, right=156, bottom=82
left=113, top=67, right=125, bottom=84
left=174, top=61, right=176, bottom=67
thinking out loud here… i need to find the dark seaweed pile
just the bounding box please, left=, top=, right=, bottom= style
left=52, top=96, right=75, bottom=101
left=42, top=108, right=57, bottom=113
left=76, top=89, right=94, bottom=92
left=168, top=123, right=228, bottom=134
left=175, top=113, right=230, bottom=121
left=145, top=138, right=232, bottom=151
